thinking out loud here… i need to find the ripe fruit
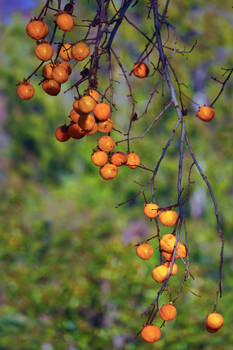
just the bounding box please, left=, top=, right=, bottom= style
left=78, top=114, right=96, bottom=132
left=159, top=210, right=178, bottom=226
left=205, top=313, right=224, bottom=331
left=132, top=62, right=149, bottom=78
left=86, top=123, right=97, bottom=135
left=91, top=151, right=108, bottom=167
left=144, top=203, right=159, bottom=219
left=161, top=250, right=178, bottom=261
left=110, top=152, right=127, bottom=166
left=35, top=42, right=54, bottom=61
left=71, top=42, right=90, bottom=61
left=98, top=136, right=116, bottom=152
left=59, top=61, right=72, bottom=75
left=89, top=89, right=99, bottom=102
left=52, top=65, right=69, bottom=84
left=73, top=99, right=80, bottom=112
left=78, top=96, right=96, bottom=114
left=42, top=80, right=61, bottom=96
left=93, top=103, right=111, bottom=121
left=141, top=325, right=161, bottom=343
left=205, top=325, right=218, bottom=333
left=152, top=265, right=169, bottom=283
left=126, top=152, right=141, bottom=169
left=59, top=43, right=73, bottom=61
left=56, top=12, right=74, bottom=32
left=17, top=81, right=35, bottom=100
left=160, top=234, right=176, bottom=253
left=26, top=20, right=49, bottom=40
left=55, top=125, right=70, bottom=142
left=42, top=63, right=55, bottom=79
left=163, top=262, right=178, bottom=275
left=97, top=118, right=114, bottom=133
left=70, top=109, right=80, bottom=123
left=99, top=163, right=118, bottom=180
left=176, top=242, right=187, bottom=258
left=159, top=303, right=177, bottom=321
left=136, top=243, right=153, bottom=260
left=68, top=123, right=85, bottom=139
left=197, top=105, right=215, bottom=122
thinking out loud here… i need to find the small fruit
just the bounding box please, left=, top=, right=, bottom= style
left=126, top=152, right=141, bottom=169
left=152, top=265, right=169, bottom=283
left=86, top=123, right=97, bottom=135
left=93, top=103, right=111, bottom=121
left=99, top=163, right=118, bottom=180
left=73, top=99, right=80, bottom=112
left=17, top=81, right=35, bottom=100
left=136, top=243, right=153, bottom=260
left=89, top=89, right=99, bottom=102
left=176, top=242, right=187, bottom=258
left=91, top=151, right=108, bottom=167
left=144, top=203, right=159, bottom=219
left=68, top=123, right=86, bottom=139
left=110, top=152, right=127, bottom=166
left=35, top=42, right=54, bottom=61
left=71, top=42, right=90, bottom=61
left=70, top=109, right=80, bottom=123
left=159, top=303, right=177, bottom=321
left=59, top=43, right=73, bottom=61
left=159, top=210, right=178, bottom=226
left=42, top=63, right=55, bottom=79
left=163, top=262, right=178, bottom=275
left=97, top=118, right=114, bottom=133
left=55, top=125, right=70, bottom=142
left=197, top=105, right=215, bottom=122
left=78, top=114, right=96, bottom=132
left=42, top=80, right=61, bottom=96
left=141, top=325, right=161, bottom=343
left=78, top=96, right=96, bottom=114
left=205, top=324, right=218, bottom=333
left=132, top=62, right=149, bottom=78
left=56, top=12, right=74, bottom=32
left=26, top=20, right=49, bottom=40
left=52, top=65, right=69, bottom=84
left=59, top=61, right=72, bottom=75
left=205, top=313, right=224, bottom=330
left=98, top=136, right=116, bottom=152
left=161, top=250, right=178, bottom=261
left=160, top=234, right=176, bottom=253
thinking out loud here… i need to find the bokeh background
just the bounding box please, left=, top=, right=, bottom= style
left=0, top=0, right=232, bottom=349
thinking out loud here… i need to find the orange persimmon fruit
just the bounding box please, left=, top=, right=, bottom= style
left=132, top=62, right=149, bottom=78
left=93, top=103, right=111, bottom=121
left=42, top=80, right=61, bottom=96
left=98, top=136, right=116, bottom=152
left=91, top=151, right=108, bottom=167
left=126, top=152, right=141, bottom=169
left=141, top=325, right=161, bottom=343
left=205, top=313, right=224, bottom=331
left=59, top=43, right=73, bottom=61
left=17, top=81, right=35, bottom=100
left=160, top=234, right=176, bottom=253
left=136, top=243, right=153, bottom=260
left=35, top=42, right=54, bottom=61
left=71, top=42, right=90, bottom=61
left=97, top=118, right=114, bottom=133
left=56, top=12, right=74, bottom=32
left=159, top=210, right=178, bottom=226
left=144, top=202, right=160, bottom=219
left=78, top=96, right=96, bottom=114
left=78, top=114, right=96, bottom=132
left=110, top=152, right=127, bottom=166
left=99, top=163, right=118, bottom=180
left=197, top=105, right=215, bottom=122
left=26, top=20, right=49, bottom=40
left=68, top=123, right=86, bottom=139
left=55, top=125, right=70, bottom=142
left=52, top=65, right=69, bottom=84
left=159, top=303, right=177, bottom=321
left=152, top=265, right=169, bottom=283
left=89, top=89, right=100, bottom=102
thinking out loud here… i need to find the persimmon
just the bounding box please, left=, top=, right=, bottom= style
left=159, top=303, right=177, bottom=321
left=35, top=42, right=54, bottom=61
left=93, top=103, right=111, bottom=121
left=97, top=118, right=114, bottom=133
left=159, top=210, right=178, bottom=226
left=110, top=152, right=127, bottom=166
left=99, top=163, right=118, bottom=180
left=89, top=89, right=100, bottom=102
left=70, top=109, right=80, bottom=123
left=160, top=234, right=176, bottom=253
left=161, top=250, right=178, bottom=261
left=205, top=313, right=224, bottom=330
left=42, top=80, right=61, bottom=96
left=55, top=125, right=70, bottom=142
left=163, top=262, right=178, bottom=275
left=152, top=265, right=169, bottom=283
left=71, top=42, right=90, bottom=61
left=144, top=203, right=159, bottom=219
left=98, top=136, right=116, bottom=152
left=68, top=123, right=86, bottom=139
left=56, top=12, right=74, bottom=32
left=73, top=99, right=80, bottom=113
left=91, top=151, right=108, bottom=167
left=78, top=96, right=96, bottom=114
left=59, top=61, right=72, bottom=75
left=132, top=62, right=149, bottom=78
left=141, top=325, right=161, bottom=343
left=197, top=105, right=215, bottom=122
left=59, top=43, right=73, bottom=61
left=42, top=63, right=55, bottom=79
left=26, top=20, right=49, bottom=40
left=126, top=152, right=141, bottom=169
left=205, top=324, right=218, bottom=333
left=17, top=81, right=35, bottom=100
left=78, top=114, right=96, bottom=132
left=136, top=243, right=153, bottom=260
left=86, top=123, right=97, bottom=135
left=52, top=65, right=69, bottom=84
left=176, top=242, right=187, bottom=258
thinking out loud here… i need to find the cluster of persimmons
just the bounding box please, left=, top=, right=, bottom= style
left=136, top=203, right=224, bottom=343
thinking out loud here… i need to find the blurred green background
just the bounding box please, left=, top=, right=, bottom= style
left=0, top=0, right=232, bottom=349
